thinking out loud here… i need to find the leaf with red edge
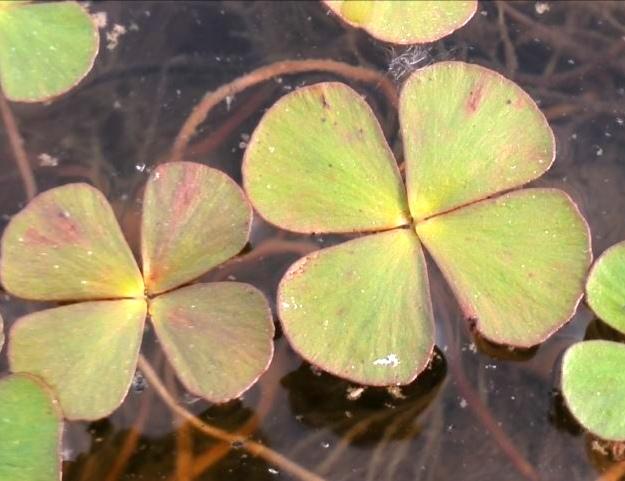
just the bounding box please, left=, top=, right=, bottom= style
left=1, top=183, right=144, bottom=301
left=400, top=61, right=555, bottom=221
left=243, top=82, right=410, bottom=234
left=142, top=162, right=252, bottom=295
left=149, top=283, right=274, bottom=403
left=416, top=188, right=591, bottom=347
left=0, top=374, right=62, bottom=481
left=9, top=300, right=146, bottom=420
left=0, top=312, right=3, bottom=353
left=323, top=1, right=477, bottom=45
left=278, top=229, right=435, bottom=385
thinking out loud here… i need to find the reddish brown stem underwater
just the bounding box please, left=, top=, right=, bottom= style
left=0, top=90, right=36, bottom=200
left=170, top=58, right=398, bottom=162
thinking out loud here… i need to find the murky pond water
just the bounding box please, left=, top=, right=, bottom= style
left=1, top=1, right=625, bottom=480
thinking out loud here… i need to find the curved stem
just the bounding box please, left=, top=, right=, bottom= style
left=0, top=90, right=36, bottom=200
left=137, top=354, right=325, bottom=481
left=170, top=59, right=398, bottom=162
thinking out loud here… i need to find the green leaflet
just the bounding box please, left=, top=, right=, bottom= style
left=323, top=1, right=477, bottom=44
left=149, top=283, right=275, bottom=402
left=0, top=374, right=62, bottom=481
left=243, top=82, right=410, bottom=233
left=416, top=189, right=591, bottom=347
left=586, top=241, right=625, bottom=335
left=142, top=162, right=251, bottom=295
left=0, top=1, right=99, bottom=102
left=400, top=61, right=554, bottom=221
left=562, top=340, right=625, bottom=441
left=278, top=230, right=434, bottom=385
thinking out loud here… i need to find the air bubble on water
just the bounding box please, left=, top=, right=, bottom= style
left=321, top=441, right=330, bottom=449
left=595, top=146, right=604, bottom=156
left=268, top=468, right=279, bottom=475
left=459, top=398, right=468, bottom=409
left=135, top=163, right=146, bottom=172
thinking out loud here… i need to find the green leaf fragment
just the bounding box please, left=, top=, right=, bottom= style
left=586, top=241, right=625, bottom=335
left=416, top=188, right=591, bottom=347
left=149, top=283, right=274, bottom=403
left=142, top=162, right=252, bottom=295
left=278, top=229, right=435, bottom=385
left=0, top=374, right=62, bottom=481
left=243, top=82, right=410, bottom=234
left=0, top=1, right=99, bottom=102
left=562, top=340, right=625, bottom=441
left=400, top=61, right=555, bottom=221
left=1, top=183, right=144, bottom=301
left=9, top=300, right=146, bottom=420
left=323, top=1, right=477, bottom=44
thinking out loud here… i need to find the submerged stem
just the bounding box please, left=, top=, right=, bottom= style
left=137, top=354, right=326, bottom=481
left=0, top=90, right=36, bottom=200
left=170, top=58, right=398, bottom=162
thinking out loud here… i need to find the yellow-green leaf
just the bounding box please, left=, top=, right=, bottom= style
left=1, top=183, right=144, bottom=301
left=149, top=283, right=274, bottom=402
left=586, top=241, right=625, bottom=335
left=142, top=162, right=251, bottom=295
left=0, top=374, right=62, bottom=481
left=9, top=300, right=146, bottom=420
left=416, top=189, right=591, bottom=347
left=562, top=340, right=625, bottom=441
left=400, top=61, right=555, bottom=221
left=243, top=82, right=410, bottom=234
left=0, top=1, right=99, bottom=102
left=323, top=1, right=477, bottom=44
left=278, top=229, right=434, bottom=385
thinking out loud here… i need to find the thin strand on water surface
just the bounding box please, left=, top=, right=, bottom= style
left=0, top=90, right=36, bottom=200
left=136, top=354, right=326, bottom=481
left=170, top=59, right=399, bottom=162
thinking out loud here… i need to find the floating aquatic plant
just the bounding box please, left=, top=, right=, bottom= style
left=243, top=61, right=591, bottom=386
left=1, top=161, right=274, bottom=420
left=0, top=374, right=62, bottom=481
left=562, top=241, right=625, bottom=441
left=323, top=0, right=477, bottom=44
left=0, top=0, right=99, bottom=102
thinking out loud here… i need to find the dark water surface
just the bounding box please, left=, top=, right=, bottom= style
left=1, top=1, right=625, bottom=480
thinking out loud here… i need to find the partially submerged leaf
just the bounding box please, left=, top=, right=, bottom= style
left=562, top=340, right=625, bottom=441
left=1, top=183, right=144, bottom=300
left=278, top=229, right=435, bottom=385
left=149, top=283, right=274, bottom=402
left=416, top=188, right=591, bottom=347
left=9, top=300, right=146, bottom=420
left=400, top=62, right=555, bottom=221
left=323, top=1, right=477, bottom=44
left=0, top=374, right=62, bottom=481
left=142, top=162, right=252, bottom=295
left=0, top=1, right=99, bottom=102
left=243, top=82, right=410, bottom=234
left=586, top=241, right=625, bottom=335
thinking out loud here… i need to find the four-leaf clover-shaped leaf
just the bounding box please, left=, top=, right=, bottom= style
left=562, top=241, right=625, bottom=441
left=1, top=161, right=274, bottom=420
left=243, top=61, right=591, bottom=386
left=0, top=1, right=99, bottom=102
